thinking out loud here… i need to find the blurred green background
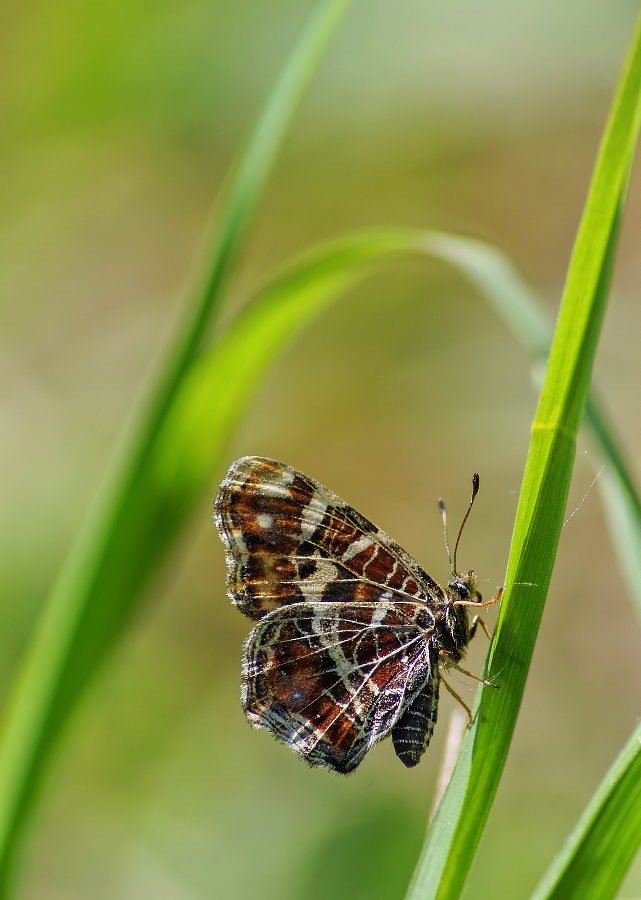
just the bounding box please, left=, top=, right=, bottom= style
left=1, top=0, right=641, bottom=897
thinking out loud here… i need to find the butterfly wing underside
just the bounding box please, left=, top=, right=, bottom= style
left=215, top=456, right=446, bottom=772
left=214, top=456, right=446, bottom=619
left=243, top=600, right=440, bottom=773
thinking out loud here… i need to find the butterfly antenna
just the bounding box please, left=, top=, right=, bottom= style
left=438, top=497, right=453, bottom=573
left=452, top=473, right=480, bottom=575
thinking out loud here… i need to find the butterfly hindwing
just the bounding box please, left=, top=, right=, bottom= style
left=242, top=600, right=438, bottom=773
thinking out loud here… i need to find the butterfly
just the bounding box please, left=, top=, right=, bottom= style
left=214, top=456, right=501, bottom=774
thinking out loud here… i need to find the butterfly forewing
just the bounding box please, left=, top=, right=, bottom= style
left=215, top=457, right=446, bottom=620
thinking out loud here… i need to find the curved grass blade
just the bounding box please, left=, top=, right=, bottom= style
left=406, top=14, right=641, bottom=900
left=530, top=720, right=641, bottom=900
left=592, top=399, right=641, bottom=617
left=0, top=0, right=354, bottom=892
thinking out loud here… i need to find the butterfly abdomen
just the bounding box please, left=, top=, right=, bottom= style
left=391, top=676, right=440, bottom=768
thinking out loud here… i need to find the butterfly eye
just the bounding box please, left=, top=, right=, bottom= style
left=448, top=578, right=471, bottom=599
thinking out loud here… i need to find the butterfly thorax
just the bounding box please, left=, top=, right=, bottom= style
left=433, top=569, right=482, bottom=665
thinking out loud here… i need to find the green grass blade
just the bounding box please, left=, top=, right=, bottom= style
left=0, top=1, right=354, bottom=892
left=590, top=395, right=641, bottom=615
left=530, top=721, right=641, bottom=900
left=406, top=14, right=641, bottom=900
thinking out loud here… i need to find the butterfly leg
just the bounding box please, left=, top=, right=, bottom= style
left=455, top=586, right=504, bottom=611
left=479, top=586, right=504, bottom=607
left=440, top=675, right=473, bottom=727
left=469, top=615, right=492, bottom=641
left=450, top=662, right=499, bottom=689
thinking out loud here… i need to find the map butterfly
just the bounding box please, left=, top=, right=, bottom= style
left=214, top=457, right=501, bottom=774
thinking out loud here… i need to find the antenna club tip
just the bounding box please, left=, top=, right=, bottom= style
left=472, top=473, right=480, bottom=495
left=438, top=498, right=445, bottom=511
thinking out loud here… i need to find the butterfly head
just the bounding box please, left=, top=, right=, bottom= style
left=447, top=569, right=482, bottom=604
